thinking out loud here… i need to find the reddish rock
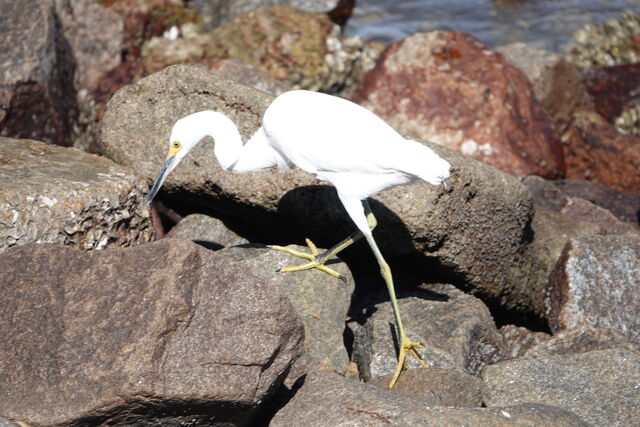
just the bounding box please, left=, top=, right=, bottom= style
left=561, top=110, right=640, bottom=193
left=546, top=234, right=640, bottom=346
left=0, top=239, right=304, bottom=426
left=582, top=63, right=640, bottom=123
left=0, top=0, right=77, bottom=146
left=496, top=42, right=593, bottom=133
left=352, top=31, right=565, bottom=178
left=559, top=197, right=638, bottom=235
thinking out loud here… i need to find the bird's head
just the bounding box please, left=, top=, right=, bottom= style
left=146, top=114, right=207, bottom=204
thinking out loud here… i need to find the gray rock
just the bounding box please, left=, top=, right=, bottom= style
left=523, top=208, right=601, bottom=318
left=546, top=234, right=640, bottom=346
left=526, top=325, right=639, bottom=358
left=0, top=0, right=77, bottom=146
left=496, top=42, right=593, bottom=133
left=54, top=0, right=124, bottom=91
left=189, top=0, right=338, bottom=31
left=167, top=213, right=249, bottom=249
left=0, top=137, right=152, bottom=253
left=220, top=244, right=354, bottom=383
left=0, top=239, right=304, bottom=426
left=482, top=348, right=640, bottom=426
left=368, top=367, right=483, bottom=408
left=210, top=58, right=291, bottom=96
left=352, top=285, right=506, bottom=380
left=99, top=64, right=538, bottom=318
left=272, top=371, right=588, bottom=426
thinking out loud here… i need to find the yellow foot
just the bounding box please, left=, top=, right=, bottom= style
left=269, top=238, right=341, bottom=278
left=389, top=335, right=429, bottom=388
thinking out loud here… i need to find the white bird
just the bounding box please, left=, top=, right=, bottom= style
left=147, top=90, right=451, bottom=387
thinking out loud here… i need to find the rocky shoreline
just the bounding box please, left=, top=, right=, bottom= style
left=1, top=1, right=639, bottom=426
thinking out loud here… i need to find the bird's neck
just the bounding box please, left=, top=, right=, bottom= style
left=200, top=111, right=244, bottom=171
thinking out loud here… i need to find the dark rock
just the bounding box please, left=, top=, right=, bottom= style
left=0, top=137, right=152, bottom=253
left=482, top=348, right=640, bottom=426
left=523, top=175, right=640, bottom=225
left=99, top=64, right=538, bottom=318
left=368, top=367, right=483, bottom=408
left=352, top=285, right=506, bottom=380
left=496, top=42, right=593, bottom=133
left=582, top=63, right=640, bottom=123
left=167, top=213, right=249, bottom=249
left=220, top=245, right=354, bottom=383
left=561, top=110, right=640, bottom=193
left=546, top=234, right=640, bottom=346
left=0, top=239, right=304, bottom=426
left=526, top=326, right=639, bottom=358
left=351, top=31, right=565, bottom=179
left=54, top=0, right=124, bottom=92
left=560, top=197, right=639, bottom=235
left=0, top=0, right=77, bottom=146
left=498, top=325, right=550, bottom=359
left=272, top=371, right=588, bottom=426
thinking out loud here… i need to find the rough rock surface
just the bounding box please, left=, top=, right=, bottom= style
left=0, top=239, right=304, bottom=426
left=272, top=371, right=588, bottom=426
left=498, top=325, right=550, bottom=359
left=54, top=0, right=124, bottom=91
left=99, top=64, right=538, bottom=316
left=167, top=213, right=249, bottom=249
left=351, top=31, right=565, bottom=178
left=561, top=110, right=640, bottom=193
left=0, top=137, right=152, bottom=253
left=210, top=59, right=291, bottom=96
left=482, top=348, right=640, bottom=427
left=546, top=234, right=640, bottom=346
left=496, top=42, right=593, bottom=133
left=526, top=326, right=639, bottom=358
left=522, top=175, right=640, bottom=225
left=352, top=285, right=506, bottom=380
left=368, top=367, right=483, bottom=408
left=220, top=245, right=354, bottom=383
left=0, top=0, right=77, bottom=146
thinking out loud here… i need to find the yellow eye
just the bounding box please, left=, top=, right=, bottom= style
left=173, top=141, right=181, bottom=149
left=167, top=141, right=182, bottom=158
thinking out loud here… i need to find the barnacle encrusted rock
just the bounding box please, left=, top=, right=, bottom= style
left=0, top=137, right=152, bottom=253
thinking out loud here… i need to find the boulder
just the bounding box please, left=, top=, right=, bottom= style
left=54, top=0, right=124, bottom=92
left=351, top=31, right=565, bottom=179
left=368, top=367, right=483, bottom=408
left=352, top=285, right=506, bottom=380
left=546, top=234, right=640, bottom=346
left=496, top=42, right=592, bottom=133
left=582, top=63, right=640, bottom=123
left=523, top=175, right=640, bottom=225
left=99, top=64, right=538, bottom=317
left=526, top=326, right=639, bottom=358
left=220, top=245, right=354, bottom=383
left=0, top=239, right=304, bottom=426
left=0, top=0, right=77, bottom=146
left=0, top=137, right=152, bottom=253
left=561, top=110, right=640, bottom=193
left=272, top=371, right=588, bottom=426
left=482, top=348, right=640, bottom=426
left=167, top=213, right=249, bottom=249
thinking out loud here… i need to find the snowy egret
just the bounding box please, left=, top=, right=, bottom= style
left=147, top=90, right=451, bottom=387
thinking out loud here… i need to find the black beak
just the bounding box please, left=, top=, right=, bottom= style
left=146, top=155, right=177, bottom=205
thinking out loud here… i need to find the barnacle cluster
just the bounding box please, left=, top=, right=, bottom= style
left=614, top=103, right=640, bottom=136
left=568, top=11, right=640, bottom=70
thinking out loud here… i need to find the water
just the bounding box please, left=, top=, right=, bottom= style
left=345, top=0, right=640, bottom=53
